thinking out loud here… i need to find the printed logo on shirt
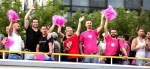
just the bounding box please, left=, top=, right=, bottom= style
left=66, top=41, right=72, bottom=49
left=88, top=35, right=93, bottom=38
left=111, top=43, right=115, bottom=47
left=39, top=41, right=46, bottom=43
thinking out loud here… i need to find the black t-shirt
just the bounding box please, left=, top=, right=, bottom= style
left=38, top=36, right=53, bottom=52
left=25, top=26, right=41, bottom=52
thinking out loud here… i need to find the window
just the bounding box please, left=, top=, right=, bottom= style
left=125, top=0, right=142, bottom=9
left=72, top=0, right=89, bottom=6
left=62, top=0, right=71, bottom=5
left=89, top=0, right=106, bottom=8
left=143, top=0, right=150, bottom=10
left=108, top=0, right=124, bottom=8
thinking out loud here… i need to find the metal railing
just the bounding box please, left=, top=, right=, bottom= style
left=0, top=50, right=150, bottom=65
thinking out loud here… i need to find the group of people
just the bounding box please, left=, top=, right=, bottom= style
left=0, top=5, right=150, bottom=66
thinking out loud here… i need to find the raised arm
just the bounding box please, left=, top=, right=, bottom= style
left=7, top=22, right=13, bottom=36
left=96, top=14, right=104, bottom=33
left=48, top=24, right=55, bottom=33
left=24, top=5, right=35, bottom=29
left=57, top=26, right=64, bottom=40
left=75, top=16, right=85, bottom=36
left=104, top=18, right=109, bottom=36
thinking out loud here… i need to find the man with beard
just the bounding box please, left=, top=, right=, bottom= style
left=145, top=31, right=150, bottom=65
left=131, top=27, right=146, bottom=66
left=7, top=22, right=24, bottom=59
left=57, top=16, right=85, bottom=62
left=104, top=19, right=128, bottom=64
left=79, top=15, right=104, bottom=63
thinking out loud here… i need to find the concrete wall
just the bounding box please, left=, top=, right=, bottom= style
left=0, top=59, right=150, bottom=69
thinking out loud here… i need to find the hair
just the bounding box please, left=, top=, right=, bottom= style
left=65, top=26, right=75, bottom=32
left=110, top=27, right=118, bottom=32
left=65, top=26, right=73, bottom=29
left=136, top=27, right=144, bottom=32
left=31, top=18, right=38, bottom=23
left=122, top=34, right=129, bottom=41
left=41, top=25, right=48, bottom=29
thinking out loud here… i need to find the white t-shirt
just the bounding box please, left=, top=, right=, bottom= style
left=9, top=32, right=23, bottom=51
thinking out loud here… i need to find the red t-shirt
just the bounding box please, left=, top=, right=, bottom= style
left=63, top=34, right=80, bottom=59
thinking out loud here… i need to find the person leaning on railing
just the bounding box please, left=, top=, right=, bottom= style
left=131, top=27, right=146, bottom=66
left=104, top=18, right=128, bottom=64
left=6, top=21, right=24, bottom=60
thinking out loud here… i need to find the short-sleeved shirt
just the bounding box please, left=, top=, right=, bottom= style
left=38, top=36, right=53, bottom=52
left=124, top=42, right=130, bottom=56
left=64, top=34, right=80, bottom=59
left=80, top=30, right=99, bottom=54
left=9, top=32, right=23, bottom=51
left=25, top=26, right=41, bottom=52
left=105, top=35, right=124, bottom=56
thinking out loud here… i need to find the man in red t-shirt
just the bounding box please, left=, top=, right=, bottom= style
left=57, top=16, right=85, bottom=62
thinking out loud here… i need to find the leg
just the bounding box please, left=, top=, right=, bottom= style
left=91, top=57, right=98, bottom=63
left=84, top=57, right=91, bottom=63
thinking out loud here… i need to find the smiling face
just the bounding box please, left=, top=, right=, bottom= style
left=65, top=26, right=73, bottom=36
left=31, top=19, right=38, bottom=28
left=40, top=26, right=48, bottom=35
left=110, top=29, right=117, bottom=38
left=85, top=20, right=92, bottom=29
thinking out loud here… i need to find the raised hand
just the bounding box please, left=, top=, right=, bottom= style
left=101, top=13, right=105, bottom=18
left=79, top=16, right=85, bottom=23
left=30, top=4, right=35, bottom=10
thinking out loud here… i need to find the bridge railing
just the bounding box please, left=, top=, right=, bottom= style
left=0, top=50, right=150, bottom=65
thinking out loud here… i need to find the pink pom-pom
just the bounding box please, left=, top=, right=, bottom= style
left=4, top=37, right=14, bottom=48
left=101, top=5, right=117, bottom=21
left=7, top=10, right=20, bottom=22
left=34, top=54, right=45, bottom=61
left=52, top=15, right=67, bottom=27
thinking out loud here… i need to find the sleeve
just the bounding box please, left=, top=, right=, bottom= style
left=104, top=35, right=111, bottom=42
left=119, top=39, right=125, bottom=48
left=37, top=37, right=40, bottom=44
left=48, top=37, right=54, bottom=44
left=79, top=33, right=84, bottom=42
left=94, top=29, right=99, bottom=36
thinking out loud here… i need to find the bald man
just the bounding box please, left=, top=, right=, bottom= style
left=7, top=22, right=24, bottom=60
